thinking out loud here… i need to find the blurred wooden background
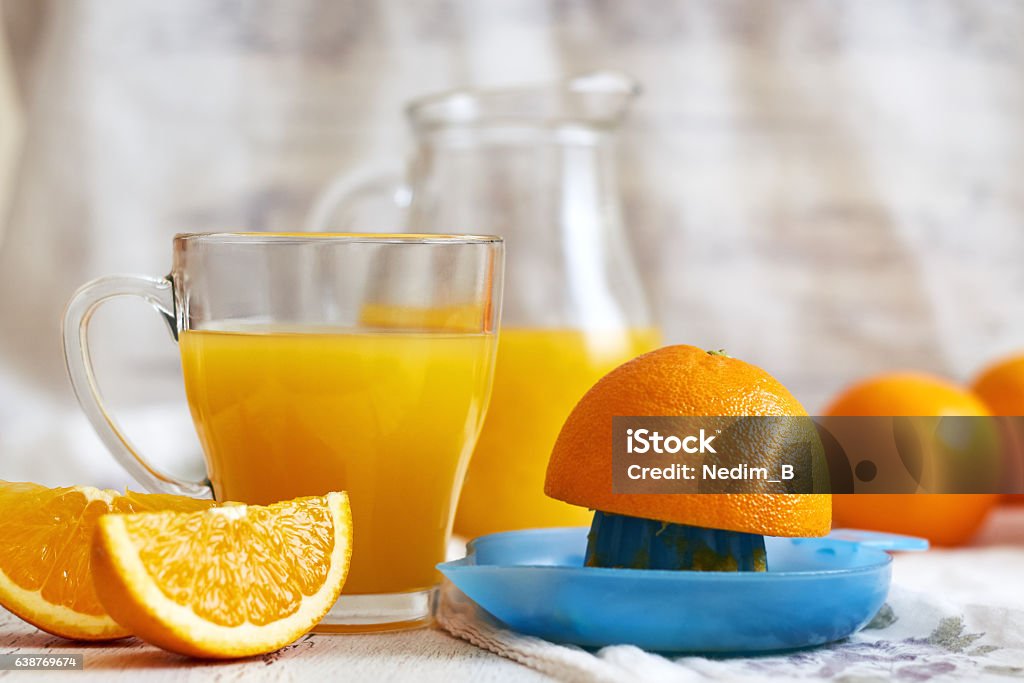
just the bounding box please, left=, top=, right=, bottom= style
left=0, top=0, right=1021, bottom=486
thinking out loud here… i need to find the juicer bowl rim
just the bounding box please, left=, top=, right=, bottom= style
left=439, top=525, right=928, bottom=580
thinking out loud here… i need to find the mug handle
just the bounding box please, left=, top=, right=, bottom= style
left=62, top=275, right=211, bottom=497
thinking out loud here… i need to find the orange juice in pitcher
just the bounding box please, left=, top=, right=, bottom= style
left=455, top=328, right=659, bottom=537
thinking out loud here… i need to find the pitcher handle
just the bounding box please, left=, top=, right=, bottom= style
left=62, top=275, right=212, bottom=497
left=306, top=166, right=412, bottom=232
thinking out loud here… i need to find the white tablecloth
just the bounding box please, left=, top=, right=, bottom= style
left=2, top=509, right=1023, bottom=682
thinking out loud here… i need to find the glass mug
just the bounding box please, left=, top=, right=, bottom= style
left=62, top=232, right=503, bottom=631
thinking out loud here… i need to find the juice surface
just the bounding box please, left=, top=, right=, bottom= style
left=179, top=328, right=493, bottom=595
left=454, top=328, right=660, bottom=538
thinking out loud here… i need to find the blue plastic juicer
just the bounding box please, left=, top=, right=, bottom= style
left=438, top=526, right=927, bottom=653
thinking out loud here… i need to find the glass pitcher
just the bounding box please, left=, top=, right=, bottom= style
left=309, top=71, right=660, bottom=538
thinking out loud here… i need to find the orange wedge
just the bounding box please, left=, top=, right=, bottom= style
left=0, top=481, right=214, bottom=640
left=91, top=492, right=352, bottom=659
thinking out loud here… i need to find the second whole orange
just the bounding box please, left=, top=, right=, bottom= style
left=825, top=372, right=999, bottom=546
left=971, top=354, right=1024, bottom=504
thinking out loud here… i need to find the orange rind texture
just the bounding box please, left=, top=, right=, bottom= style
left=545, top=345, right=831, bottom=537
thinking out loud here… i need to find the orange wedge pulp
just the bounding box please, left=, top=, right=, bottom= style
left=91, top=492, right=352, bottom=659
left=0, top=481, right=215, bottom=640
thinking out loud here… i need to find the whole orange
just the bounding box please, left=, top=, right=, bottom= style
left=825, top=372, right=999, bottom=545
left=971, top=354, right=1024, bottom=504
left=545, top=345, right=831, bottom=537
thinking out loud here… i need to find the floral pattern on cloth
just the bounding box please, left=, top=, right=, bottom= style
left=437, top=581, right=1024, bottom=683
left=699, top=609, right=1019, bottom=681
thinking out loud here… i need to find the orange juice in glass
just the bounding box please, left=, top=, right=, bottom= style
left=63, top=233, right=504, bottom=632
left=179, top=327, right=494, bottom=596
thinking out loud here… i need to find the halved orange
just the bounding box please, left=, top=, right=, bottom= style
left=545, top=346, right=831, bottom=537
left=91, top=492, right=352, bottom=659
left=0, top=481, right=214, bottom=640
